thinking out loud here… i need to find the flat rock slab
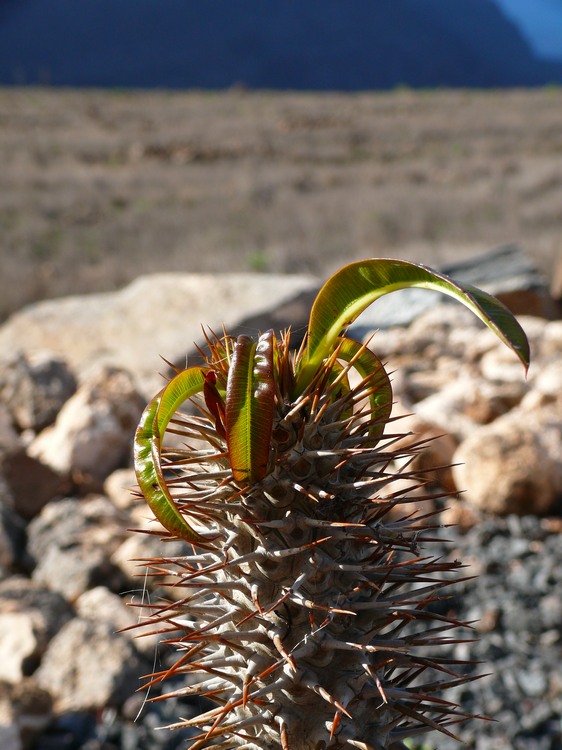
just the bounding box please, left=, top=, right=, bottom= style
left=0, top=273, right=319, bottom=397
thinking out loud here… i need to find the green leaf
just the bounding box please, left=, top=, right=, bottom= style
left=226, top=330, right=275, bottom=485
left=334, top=336, right=392, bottom=442
left=155, top=366, right=207, bottom=436
left=134, top=367, right=209, bottom=544
left=296, top=258, right=530, bottom=392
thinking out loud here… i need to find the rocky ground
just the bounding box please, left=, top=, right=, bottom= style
left=0, top=247, right=561, bottom=749
left=1, top=87, right=562, bottom=322
left=2, top=84, right=562, bottom=750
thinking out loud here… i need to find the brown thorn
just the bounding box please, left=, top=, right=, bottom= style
left=242, top=673, right=251, bottom=709
left=330, top=709, right=343, bottom=739
left=316, top=685, right=352, bottom=719
left=273, top=633, right=297, bottom=673
left=280, top=717, right=290, bottom=750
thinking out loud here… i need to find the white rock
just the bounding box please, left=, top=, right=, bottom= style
left=414, top=374, right=528, bottom=442
left=480, top=343, right=531, bottom=384
left=0, top=612, right=38, bottom=683
left=35, top=618, right=146, bottom=712
left=0, top=350, right=76, bottom=433
left=539, top=319, right=562, bottom=361
left=111, top=532, right=189, bottom=602
left=104, top=468, right=140, bottom=511
left=453, top=409, right=562, bottom=516
left=76, top=587, right=138, bottom=633
left=76, top=586, right=161, bottom=656
left=413, top=377, right=482, bottom=442
left=27, top=495, right=128, bottom=601
left=28, top=366, right=144, bottom=483
left=532, top=360, right=562, bottom=399
left=0, top=578, right=74, bottom=682
left=0, top=273, right=319, bottom=398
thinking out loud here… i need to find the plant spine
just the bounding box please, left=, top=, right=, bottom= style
left=134, top=330, right=476, bottom=750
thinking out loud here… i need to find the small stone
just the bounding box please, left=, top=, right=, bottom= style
left=27, top=496, right=128, bottom=600
left=28, top=366, right=145, bottom=486
left=27, top=495, right=127, bottom=563
left=0, top=351, right=77, bottom=433
left=35, top=618, right=147, bottom=713
left=453, top=410, right=561, bottom=516
left=477, top=607, right=501, bottom=634
left=111, top=532, right=189, bottom=599
left=75, top=586, right=161, bottom=656
left=0, top=613, right=39, bottom=683
left=532, top=360, right=562, bottom=401
left=104, top=468, right=140, bottom=512
left=0, top=578, right=73, bottom=682
left=480, top=343, right=534, bottom=384
left=1, top=451, right=69, bottom=522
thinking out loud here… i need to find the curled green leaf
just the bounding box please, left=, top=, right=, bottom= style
left=226, top=330, right=275, bottom=485
left=134, top=367, right=209, bottom=544
left=334, top=336, right=393, bottom=443
left=296, top=258, right=530, bottom=392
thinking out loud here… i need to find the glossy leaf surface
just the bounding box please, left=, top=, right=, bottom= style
left=296, top=258, right=530, bottom=392
left=334, top=336, right=392, bottom=442
left=134, top=367, right=208, bottom=544
left=226, top=330, right=275, bottom=485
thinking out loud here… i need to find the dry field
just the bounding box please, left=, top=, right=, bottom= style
left=0, top=86, right=561, bottom=322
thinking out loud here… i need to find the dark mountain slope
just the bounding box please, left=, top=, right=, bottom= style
left=1, top=0, right=561, bottom=89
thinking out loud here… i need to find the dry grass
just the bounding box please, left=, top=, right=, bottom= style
left=1, top=86, right=561, bottom=321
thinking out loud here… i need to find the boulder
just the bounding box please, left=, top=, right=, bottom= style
left=27, top=495, right=128, bottom=600
left=28, top=366, right=144, bottom=486
left=452, top=407, right=562, bottom=516
left=0, top=273, right=319, bottom=398
left=414, top=375, right=528, bottom=442
left=0, top=578, right=73, bottom=682
left=34, top=618, right=147, bottom=713
left=0, top=450, right=69, bottom=522
left=0, top=614, right=40, bottom=685
left=0, top=397, right=69, bottom=521
left=0, top=351, right=76, bottom=434
left=111, top=531, right=189, bottom=597
left=439, top=244, right=559, bottom=320
left=75, top=586, right=160, bottom=656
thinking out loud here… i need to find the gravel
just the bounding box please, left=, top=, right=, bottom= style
left=420, top=513, right=562, bottom=750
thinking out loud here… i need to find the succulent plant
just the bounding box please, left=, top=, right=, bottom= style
left=133, top=259, right=529, bottom=750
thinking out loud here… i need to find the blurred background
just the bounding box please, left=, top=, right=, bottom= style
left=1, top=0, right=561, bottom=320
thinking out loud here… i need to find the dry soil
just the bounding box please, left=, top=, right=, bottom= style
left=1, top=86, right=561, bottom=321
